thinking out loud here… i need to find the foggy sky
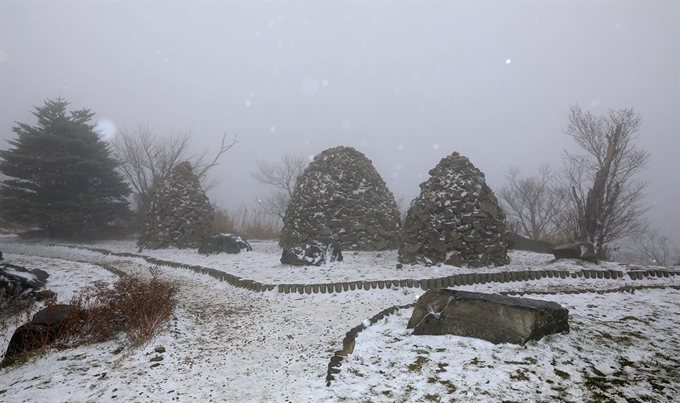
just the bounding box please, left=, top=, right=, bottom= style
left=1, top=1, right=678, bottom=243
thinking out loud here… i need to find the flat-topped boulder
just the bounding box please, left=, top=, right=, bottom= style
left=408, top=289, right=569, bottom=345
left=553, top=241, right=598, bottom=264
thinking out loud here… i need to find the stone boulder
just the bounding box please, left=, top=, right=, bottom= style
left=3, top=304, right=79, bottom=364
left=1, top=263, right=49, bottom=300
left=408, top=289, right=569, bottom=345
left=280, top=146, right=401, bottom=251
left=552, top=241, right=598, bottom=264
left=399, top=152, right=510, bottom=267
left=198, top=234, right=252, bottom=254
left=138, top=161, right=214, bottom=250
left=507, top=232, right=554, bottom=254
left=280, top=239, right=344, bottom=266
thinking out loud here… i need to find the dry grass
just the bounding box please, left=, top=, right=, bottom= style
left=1, top=272, right=178, bottom=367
left=213, top=204, right=280, bottom=240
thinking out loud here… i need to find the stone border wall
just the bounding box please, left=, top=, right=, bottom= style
left=5, top=242, right=679, bottom=388
left=325, top=283, right=680, bottom=386
left=16, top=243, right=676, bottom=295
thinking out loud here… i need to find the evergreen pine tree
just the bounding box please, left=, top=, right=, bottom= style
left=0, top=98, right=131, bottom=238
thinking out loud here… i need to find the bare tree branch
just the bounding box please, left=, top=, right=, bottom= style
left=497, top=163, right=566, bottom=241
left=251, top=153, right=308, bottom=219
left=111, top=125, right=237, bottom=214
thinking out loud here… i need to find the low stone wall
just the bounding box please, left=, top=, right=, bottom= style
left=33, top=243, right=680, bottom=296
left=7, top=241, right=678, bottom=389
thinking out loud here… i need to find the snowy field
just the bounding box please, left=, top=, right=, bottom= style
left=1, top=236, right=679, bottom=403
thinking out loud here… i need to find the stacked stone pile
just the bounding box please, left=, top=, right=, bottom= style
left=398, top=152, right=510, bottom=267
left=138, top=161, right=214, bottom=249
left=280, top=146, right=401, bottom=251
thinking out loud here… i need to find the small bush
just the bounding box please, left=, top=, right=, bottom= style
left=213, top=204, right=280, bottom=240
left=2, top=272, right=178, bottom=366
left=63, top=272, right=178, bottom=347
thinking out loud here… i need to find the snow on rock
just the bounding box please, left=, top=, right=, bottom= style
left=138, top=161, right=214, bottom=250
left=280, top=146, right=401, bottom=251
left=399, top=151, right=510, bottom=267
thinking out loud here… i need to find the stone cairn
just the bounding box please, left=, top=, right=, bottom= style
left=138, top=161, right=214, bottom=249
left=398, top=152, right=510, bottom=267
left=280, top=146, right=401, bottom=251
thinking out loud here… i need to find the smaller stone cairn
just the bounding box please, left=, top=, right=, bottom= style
left=138, top=161, right=214, bottom=250
left=280, top=146, right=402, bottom=251
left=398, top=152, right=510, bottom=267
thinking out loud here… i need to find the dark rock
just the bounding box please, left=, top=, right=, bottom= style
left=280, top=239, right=344, bottom=266
left=280, top=146, right=402, bottom=251
left=407, top=289, right=569, bottom=345
left=507, top=232, right=554, bottom=254
left=398, top=152, right=510, bottom=267
left=552, top=241, right=599, bottom=264
left=31, top=304, right=75, bottom=327
left=0, top=263, right=49, bottom=300
left=198, top=234, right=252, bottom=254
left=34, top=289, right=57, bottom=302
left=3, top=304, right=79, bottom=364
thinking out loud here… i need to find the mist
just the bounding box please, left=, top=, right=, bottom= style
left=1, top=1, right=678, bottom=244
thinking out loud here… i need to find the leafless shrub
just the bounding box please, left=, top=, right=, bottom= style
left=213, top=204, right=280, bottom=240
left=619, top=229, right=680, bottom=266
left=497, top=163, right=566, bottom=242
left=2, top=273, right=178, bottom=366
left=65, top=273, right=178, bottom=347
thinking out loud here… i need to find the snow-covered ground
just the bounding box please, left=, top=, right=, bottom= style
left=1, top=236, right=678, bottom=403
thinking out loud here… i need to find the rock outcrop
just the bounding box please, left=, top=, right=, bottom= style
left=138, top=162, right=214, bottom=250
left=198, top=234, right=252, bottom=254
left=1, top=263, right=49, bottom=300
left=280, top=146, right=401, bottom=251
left=398, top=152, right=510, bottom=267
left=280, top=239, right=344, bottom=266
left=553, top=241, right=598, bottom=264
left=3, top=304, right=79, bottom=364
left=408, top=289, right=569, bottom=345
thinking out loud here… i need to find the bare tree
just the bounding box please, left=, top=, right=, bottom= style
left=497, top=163, right=566, bottom=241
left=562, top=105, right=650, bottom=258
left=251, top=154, right=308, bottom=219
left=631, top=229, right=680, bottom=266
left=112, top=124, right=237, bottom=213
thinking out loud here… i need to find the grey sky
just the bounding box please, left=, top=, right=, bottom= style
left=1, top=1, right=678, bottom=242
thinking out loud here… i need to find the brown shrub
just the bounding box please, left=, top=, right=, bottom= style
left=213, top=204, right=280, bottom=240
left=2, top=272, right=178, bottom=366
left=62, top=272, right=178, bottom=347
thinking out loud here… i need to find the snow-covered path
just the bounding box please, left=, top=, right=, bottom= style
left=1, top=238, right=679, bottom=402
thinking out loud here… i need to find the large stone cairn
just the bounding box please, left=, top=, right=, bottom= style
left=138, top=161, right=214, bottom=249
left=398, top=152, right=510, bottom=267
left=280, top=146, right=401, bottom=251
